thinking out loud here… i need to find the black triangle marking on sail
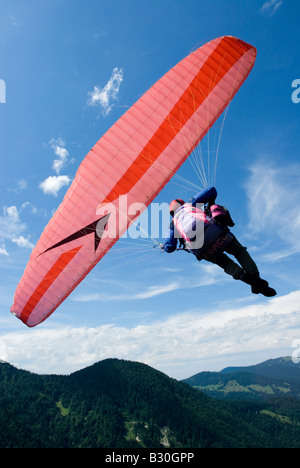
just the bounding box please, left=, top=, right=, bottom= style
left=40, top=213, right=111, bottom=256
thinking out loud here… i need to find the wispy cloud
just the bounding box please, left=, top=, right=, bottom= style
left=10, top=16, right=17, bottom=27
left=0, top=205, right=34, bottom=253
left=245, top=159, right=300, bottom=260
left=6, top=179, right=28, bottom=194
left=50, top=138, right=69, bottom=175
left=260, top=0, right=283, bottom=16
left=20, top=201, right=46, bottom=217
left=0, top=245, right=9, bottom=256
left=73, top=263, right=225, bottom=304
left=87, top=67, right=124, bottom=115
left=2, top=290, right=300, bottom=378
left=73, top=281, right=181, bottom=303
left=39, top=175, right=71, bottom=197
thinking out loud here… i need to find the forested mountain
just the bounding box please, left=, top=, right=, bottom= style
left=1, top=358, right=300, bottom=448
left=182, top=357, right=300, bottom=400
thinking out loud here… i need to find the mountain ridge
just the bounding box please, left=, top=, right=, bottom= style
left=182, top=356, right=300, bottom=400
left=1, top=357, right=300, bottom=448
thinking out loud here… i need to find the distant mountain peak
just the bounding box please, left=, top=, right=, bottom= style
left=182, top=356, right=300, bottom=401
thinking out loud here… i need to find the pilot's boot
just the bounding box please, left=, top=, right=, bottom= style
left=240, top=272, right=277, bottom=297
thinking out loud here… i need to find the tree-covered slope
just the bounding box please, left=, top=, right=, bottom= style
left=1, top=358, right=300, bottom=448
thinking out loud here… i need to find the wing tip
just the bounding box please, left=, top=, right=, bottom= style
left=10, top=307, right=35, bottom=328
left=221, top=35, right=257, bottom=57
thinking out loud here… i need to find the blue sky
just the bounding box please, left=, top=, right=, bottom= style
left=1, top=0, right=300, bottom=379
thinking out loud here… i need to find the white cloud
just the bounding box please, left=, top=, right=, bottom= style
left=88, top=67, right=124, bottom=115
left=4, top=206, right=19, bottom=221
left=245, top=159, right=300, bottom=260
left=39, top=175, right=71, bottom=197
left=260, top=0, right=283, bottom=16
left=39, top=138, right=72, bottom=196
left=50, top=138, right=69, bottom=175
left=11, top=236, right=34, bottom=249
left=0, top=206, right=23, bottom=238
left=2, top=290, right=300, bottom=378
left=0, top=206, right=34, bottom=252
left=0, top=245, right=9, bottom=256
